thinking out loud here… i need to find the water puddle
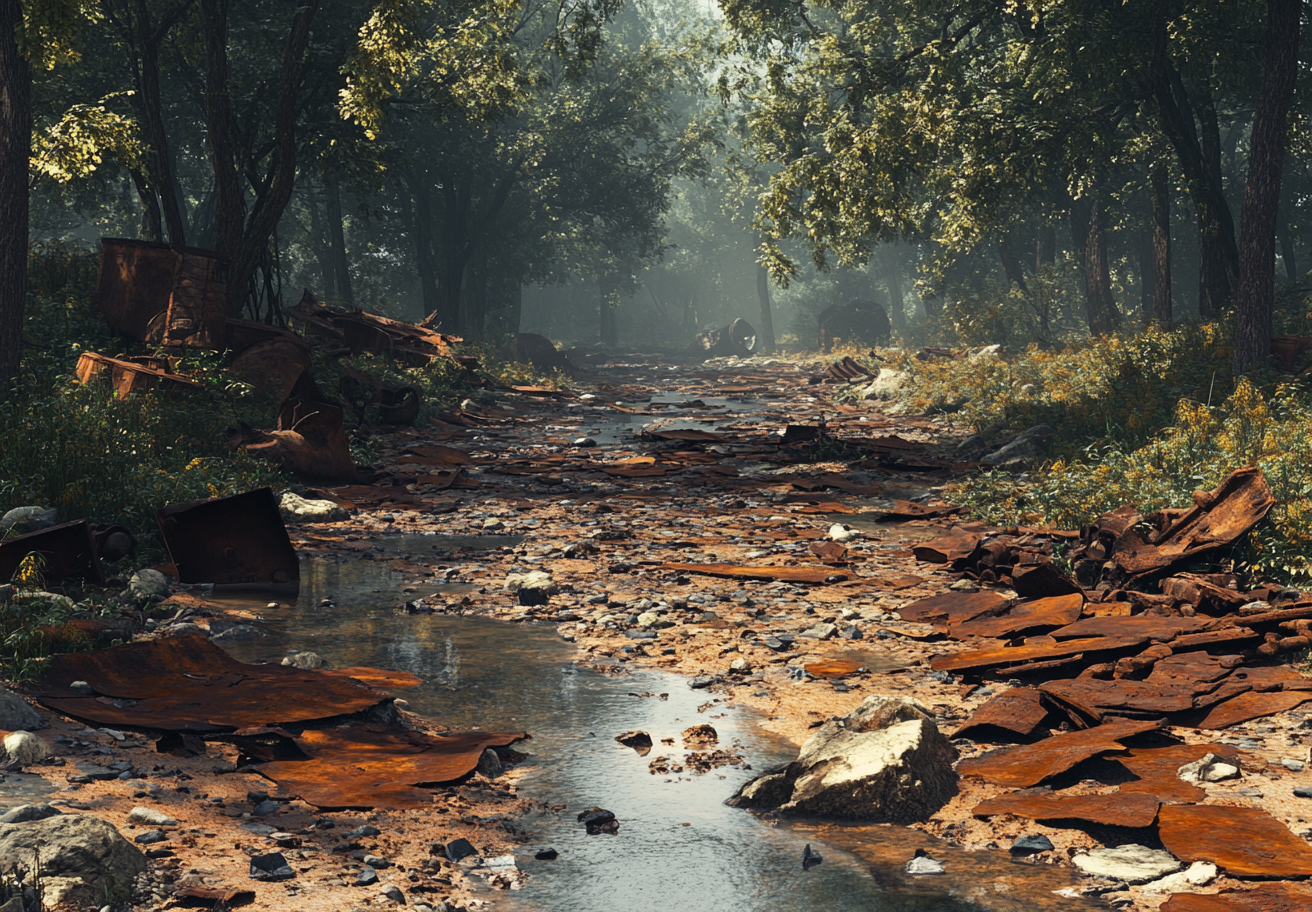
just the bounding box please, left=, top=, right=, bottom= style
left=215, top=555, right=1094, bottom=912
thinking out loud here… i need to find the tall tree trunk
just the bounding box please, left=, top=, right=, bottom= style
left=1138, top=223, right=1155, bottom=324
left=1078, top=189, right=1119, bottom=336
left=885, top=265, right=907, bottom=337
left=129, top=168, right=164, bottom=241
left=0, top=0, right=30, bottom=383
left=200, top=0, right=244, bottom=271
left=1281, top=234, right=1298, bottom=281
left=998, top=233, right=1029, bottom=293
left=466, top=241, right=488, bottom=342
left=755, top=265, right=775, bottom=353
left=411, top=176, right=437, bottom=318
left=305, top=183, right=336, bottom=299
left=324, top=176, right=352, bottom=306
left=1151, top=159, right=1173, bottom=327
left=1036, top=224, right=1055, bottom=271
left=506, top=283, right=522, bottom=335
left=135, top=0, right=186, bottom=245
left=437, top=180, right=470, bottom=333
left=1234, top=0, right=1302, bottom=375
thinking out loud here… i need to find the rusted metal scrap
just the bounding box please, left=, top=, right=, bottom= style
left=956, top=719, right=1160, bottom=788
left=1158, top=804, right=1312, bottom=878
left=658, top=562, right=847, bottom=585
left=0, top=519, right=103, bottom=584
left=96, top=238, right=229, bottom=348
left=1159, top=886, right=1311, bottom=912
left=255, top=726, right=527, bottom=810
left=948, top=593, right=1084, bottom=640
left=286, top=291, right=472, bottom=370
left=972, top=789, right=1161, bottom=828
left=691, top=319, right=756, bottom=358
left=154, top=487, right=298, bottom=592
left=953, top=687, right=1052, bottom=742
left=339, top=365, right=423, bottom=425
left=898, top=591, right=1010, bottom=627
left=75, top=352, right=201, bottom=397
left=227, top=330, right=315, bottom=405
left=824, top=356, right=874, bottom=383
left=230, top=398, right=357, bottom=481
left=30, top=635, right=399, bottom=731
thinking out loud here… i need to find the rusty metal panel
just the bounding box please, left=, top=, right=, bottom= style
left=898, top=591, right=1010, bottom=626
left=95, top=238, right=178, bottom=340
left=161, top=252, right=227, bottom=348
left=1158, top=804, right=1312, bottom=878
left=972, top=789, right=1160, bottom=828
left=0, top=519, right=103, bottom=584
left=949, top=593, right=1084, bottom=640
left=75, top=352, right=201, bottom=397
left=1159, top=886, right=1311, bottom=912
left=956, top=719, right=1160, bottom=787
left=953, top=687, right=1051, bottom=742
left=154, top=487, right=298, bottom=592
left=1196, top=690, right=1312, bottom=729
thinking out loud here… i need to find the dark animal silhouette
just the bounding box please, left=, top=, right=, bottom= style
left=817, top=299, right=891, bottom=352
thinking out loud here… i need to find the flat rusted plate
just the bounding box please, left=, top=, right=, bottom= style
left=1116, top=742, right=1243, bottom=781
left=957, top=719, right=1160, bottom=787
left=1048, top=615, right=1214, bottom=641
left=1114, top=467, right=1276, bottom=575
left=949, top=593, right=1084, bottom=640
left=1117, top=777, right=1207, bottom=804
left=1040, top=677, right=1202, bottom=721
left=1195, top=690, right=1312, bottom=730
left=929, top=636, right=1147, bottom=675
left=911, top=528, right=981, bottom=564
left=257, top=726, right=526, bottom=810
left=953, top=688, right=1051, bottom=741
left=803, top=661, right=861, bottom=678
left=1158, top=886, right=1312, bottom=912
left=154, top=487, right=298, bottom=591
left=897, top=591, right=1009, bottom=625
left=658, top=562, right=845, bottom=584
left=326, top=668, right=423, bottom=691
left=972, top=789, right=1160, bottom=828
left=31, top=636, right=395, bottom=732
left=1158, top=805, right=1312, bottom=877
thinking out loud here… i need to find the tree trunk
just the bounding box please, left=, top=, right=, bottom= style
left=885, top=265, right=907, bottom=337
left=506, top=283, right=522, bottom=335
left=1281, top=233, right=1298, bottom=281
left=129, top=167, right=164, bottom=241
left=0, top=0, right=31, bottom=383
left=305, top=183, right=336, bottom=299
left=1150, top=159, right=1173, bottom=327
left=1138, top=223, right=1155, bottom=324
left=998, top=233, right=1029, bottom=293
left=135, top=0, right=186, bottom=245
left=199, top=0, right=244, bottom=271
left=411, top=176, right=437, bottom=318
left=466, top=241, right=488, bottom=342
left=1079, top=189, right=1119, bottom=336
left=599, top=276, right=618, bottom=346
left=1234, top=0, right=1301, bottom=375
left=755, top=265, right=775, bottom=352
left=1036, top=224, right=1055, bottom=271
left=324, top=176, right=352, bottom=306
left=437, top=180, right=470, bottom=333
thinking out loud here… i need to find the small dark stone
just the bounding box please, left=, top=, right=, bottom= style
left=250, top=852, right=295, bottom=881
left=802, top=844, right=823, bottom=870
left=445, top=837, right=478, bottom=862
left=1011, top=835, right=1054, bottom=855
left=252, top=800, right=280, bottom=816
left=518, top=588, right=550, bottom=606
left=1295, top=786, right=1312, bottom=799
left=627, top=630, right=658, bottom=640
left=134, top=829, right=167, bottom=844
left=689, top=675, right=719, bottom=690
left=839, top=625, right=863, bottom=640
left=535, top=848, right=559, bottom=861
left=577, top=807, right=618, bottom=835
left=348, top=825, right=381, bottom=839
left=354, top=866, right=378, bottom=886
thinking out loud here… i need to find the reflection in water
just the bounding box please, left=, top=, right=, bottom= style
left=219, top=552, right=1095, bottom=912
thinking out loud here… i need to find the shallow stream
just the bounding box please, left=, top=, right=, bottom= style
left=216, top=545, right=1095, bottom=912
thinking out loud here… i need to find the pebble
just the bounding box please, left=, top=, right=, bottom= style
left=1012, top=834, right=1054, bottom=855
left=134, top=829, right=167, bottom=844
left=355, top=866, right=379, bottom=886
left=348, top=825, right=381, bottom=838
left=379, top=883, right=405, bottom=903
left=904, top=853, right=946, bottom=875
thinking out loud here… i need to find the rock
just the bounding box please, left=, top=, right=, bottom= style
left=0, top=804, right=59, bottom=825
left=535, top=848, right=559, bottom=860
left=278, top=492, right=348, bottom=523
left=727, top=696, right=955, bottom=821
left=379, top=883, right=405, bottom=903
left=577, top=807, right=618, bottom=835
left=0, top=897, right=20, bottom=912
left=252, top=800, right=280, bottom=816
left=504, top=570, right=558, bottom=606
left=0, top=813, right=146, bottom=906
left=828, top=524, right=859, bottom=543
left=729, top=658, right=751, bottom=673
left=348, top=824, right=381, bottom=838
left=0, top=691, right=45, bottom=731
left=905, top=850, right=946, bottom=875
left=1294, top=786, right=1312, bottom=798
left=1012, top=834, right=1054, bottom=855
left=1282, top=758, right=1305, bottom=772
left=802, top=844, right=823, bottom=870
left=856, top=370, right=907, bottom=402
left=616, top=731, right=653, bottom=752
left=1071, top=845, right=1182, bottom=884
left=362, top=853, right=391, bottom=868
left=444, top=838, right=477, bottom=862
left=250, top=852, right=295, bottom=881
left=476, top=748, right=503, bottom=777
left=2, top=732, right=49, bottom=768
left=133, top=829, right=166, bottom=844
left=1141, top=862, right=1218, bottom=894
left=981, top=425, right=1054, bottom=466
left=799, top=623, right=837, bottom=640
left=682, top=725, right=718, bottom=746
left=0, top=506, right=58, bottom=535
left=281, top=651, right=327, bottom=670
left=211, top=624, right=266, bottom=642
left=482, top=518, right=505, bottom=530
left=1178, top=752, right=1240, bottom=783
left=127, top=568, right=171, bottom=601
left=689, top=675, right=719, bottom=689
left=572, top=438, right=597, bottom=448
left=126, top=807, right=177, bottom=827
left=354, top=866, right=378, bottom=886
left=159, top=622, right=205, bottom=638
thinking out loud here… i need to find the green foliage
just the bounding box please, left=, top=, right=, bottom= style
left=0, top=592, right=117, bottom=684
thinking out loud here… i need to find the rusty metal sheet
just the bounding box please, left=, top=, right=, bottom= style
left=1114, top=467, right=1276, bottom=575
left=1010, top=563, right=1083, bottom=598
left=1158, top=886, right=1312, bottom=912
left=256, top=726, right=526, bottom=810
left=231, top=400, right=356, bottom=482
left=953, top=687, right=1051, bottom=741
left=0, top=519, right=103, bottom=584
left=803, top=661, right=861, bottom=678
left=929, top=635, right=1148, bottom=675
left=1158, top=804, right=1312, bottom=877
left=658, top=562, right=846, bottom=584
left=1195, top=690, right=1312, bottom=730
left=972, top=789, right=1160, bottom=828
left=897, top=591, right=1010, bottom=625
left=170, top=887, right=256, bottom=908
left=956, top=719, right=1160, bottom=787
left=949, top=593, right=1084, bottom=640
left=1040, top=677, right=1201, bottom=722
left=643, top=429, right=725, bottom=443
left=75, top=352, right=201, bottom=397
left=326, top=668, right=423, bottom=691
left=1118, top=777, right=1208, bottom=805
left=155, top=487, right=298, bottom=592
left=1117, top=742, right=1244, bottom=780
left=1048, top=615, right=1214, bottom=641
left=30, top=636, right=399, bottom=732
left=872, top=500, right=961, bottom=520
left=229, top=337, right=313, bottom=404
left=911, top=528, right=981, bottom=563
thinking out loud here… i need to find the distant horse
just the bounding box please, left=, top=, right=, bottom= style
left=817, top=300, right=891, bottom=352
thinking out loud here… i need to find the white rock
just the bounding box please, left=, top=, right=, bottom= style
left=2, top=732, right=50, bottom=768
left=1178, top=752, right=1240, bottom=783
left=281, top=651, right=327, bottom=669
left=126, top=807, right=177, bottom=827
left=278, top=492, right=348, bottom=523
left=1141, top=862, right=1218, bottom=893
left=828, top=524, right=859, bottom=543
left=503, top=570, right=558, bottom=595
left=128, top=569, right=170, bottom=600
left=729, top=658, right=751, bottom=673
left=1071, top=845, right=1182, bottom=884
left=904, top=855, right=946, bottom=875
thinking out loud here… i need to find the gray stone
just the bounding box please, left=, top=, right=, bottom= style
left=250, top=852, right=294, bottom=881
left=253, top=800, right=280, bottom=816
left=133, top=829, right=166, bottom=844
left=281, top=651, right=327, bottom=670
left=0, top=804, right=60, bottom=824
left=0, top=813, right=146, bottom=906
left=727, top=696, right=956, bottom=821
left=1071, top=845, right=1182, bottom=884
left=0, top=896, right=21, bottom=912
left=503, top=570, right=558, bottom=595
left=0, top=691, right=45, bottom=731
left=799, top=623, right=837, bottom=640
left=905, top=854, right=946, bottom=875
left=1141, top=862, right=1218, bottom=894
left=981, top=425, right=1054, bottom=466
left=1012, top=834, right=1054, bottom=855
left=128, top=569, right=171, bottom=601
left=2, top=732, right=49, bottom=768
left=126, top=807, right=177, bottom=827
left=159, top=622, right=205, bottom=638
left=379, top=884, right=405, bottom=903
left=476, top=748, right=503, bottom=777
left=355, top=866, right=379, bottom=886
left=856, top=371, right=907, bottom=402
left=1177, top=752, right=1240, bottom=784
left=0, top=506, right=58, bottom=535
left=211, top=624, right=266, bottom=642
left=278, top=492, right=349, bottom=523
